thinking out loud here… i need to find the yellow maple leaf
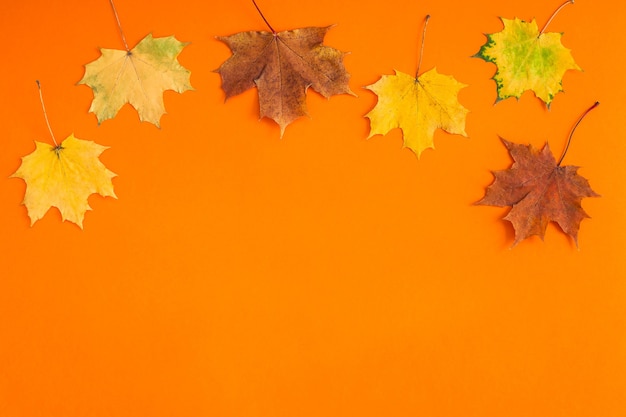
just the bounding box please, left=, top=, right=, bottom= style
left=78, top=34, right=192, bottom=127
left=365, top=68, right=468, bottom=158
left=12, top=134, right=116, bottom=228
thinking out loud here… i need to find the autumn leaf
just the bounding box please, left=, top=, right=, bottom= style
left=215, top=1, right=354, bottom=137
left=476, top=103, right=599, bottom=246
left=475, top=1, right=580, bottom=106
left=365, top=69, right=468, bottom=158
left=78, top=33, right=192, bottom=127
left=12, top=81, right=116, bottom=229
left=12, top=134, right=116, bottom=228
left=364, top=16, right=468, bottom=158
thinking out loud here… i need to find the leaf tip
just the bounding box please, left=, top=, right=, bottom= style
left=472, top=197, right=486, bottom=207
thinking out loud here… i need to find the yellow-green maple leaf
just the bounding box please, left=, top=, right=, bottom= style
left=12, top=134, right=116, bottom=228
left=365, top=68, right=468, bottom=158
left=475, top=17, right=580, bottom=106
left=78, top=34, right=192, bottom=127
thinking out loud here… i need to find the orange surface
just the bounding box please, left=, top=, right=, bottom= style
left=1, top=0, right=625, bottom=416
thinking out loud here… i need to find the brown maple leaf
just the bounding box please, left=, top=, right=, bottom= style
left=215, top=2, right=354, bottom=136
left=477, top=103, right=600, bottom=246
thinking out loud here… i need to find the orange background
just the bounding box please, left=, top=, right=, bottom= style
left=1, top=0, right=625, bottom=416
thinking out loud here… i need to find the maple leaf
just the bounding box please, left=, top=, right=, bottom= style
left=78, top=33, right=192, bottom=127
left=215, top=1, right=354, bottom=137
left=476, top=103, right=600, bottom=246
left=365, top=69, right=468, bottom=158
left=12, top=134, right=116, bottom=228
left=475, top=1, right=581, bottom=106
left=364, top=16, right=468, bottom=158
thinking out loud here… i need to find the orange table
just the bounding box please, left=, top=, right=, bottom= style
left=1, top=0, right=624, bottom=416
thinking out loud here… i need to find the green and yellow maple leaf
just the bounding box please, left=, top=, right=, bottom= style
left=475, top=16, right=580, bottom=106
left=12, top=134, right=116, bottom=228
left=365, top=68, right=468, bottom=158
left=78, top=34, right=192, bottom=127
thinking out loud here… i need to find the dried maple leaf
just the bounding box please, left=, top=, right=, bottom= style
left=13, top=135, right=117, bottom=228
left=365, top=16, right=468, bottom=158
left=475, top=0, right=580, bottom=106
left=477, top=103, right=600, bottom=246
left=215, top=1, right=354, bottom=137
left=78, top=1, right=192, bottom=127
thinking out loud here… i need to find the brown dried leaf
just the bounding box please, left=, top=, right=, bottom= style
left=216, top=26, right=354, bottom=136
left=477, top=138, right=598, bottom=246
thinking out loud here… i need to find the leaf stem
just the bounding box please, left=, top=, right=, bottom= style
left=557, top=101, right=599, bottom=166
left=539, top=0, right=574, bottom=36
left=252, top=0, right=276, bottom=34
left=35, top=80, right=58, bottom=147
left=109, top=0, right=130, bottom=51
left=416, top=14, right=431, bottom=78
